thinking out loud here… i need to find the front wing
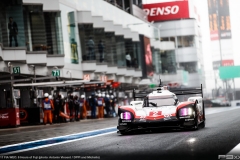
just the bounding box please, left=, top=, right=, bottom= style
left=117, top=116, right=196, bottom=132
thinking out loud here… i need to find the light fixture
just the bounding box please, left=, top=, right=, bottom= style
left=66, top=70, right=72, bottom=80
left=53, top=66, right=58, bottom=70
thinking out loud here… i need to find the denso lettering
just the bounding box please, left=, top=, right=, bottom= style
left=0, top=113, right=9, bottom=119
left=144, top=5, right=179, bottom=16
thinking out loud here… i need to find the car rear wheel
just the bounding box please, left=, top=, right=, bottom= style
left=192, top=113, right=199, bottom=131
left=200, top=121, right=205, bottom=128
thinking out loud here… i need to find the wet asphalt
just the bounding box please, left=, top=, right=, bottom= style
left=1, top=106, right=240, bottom=160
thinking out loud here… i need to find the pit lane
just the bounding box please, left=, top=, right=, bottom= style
left=1, top=106, right=240, bottom=160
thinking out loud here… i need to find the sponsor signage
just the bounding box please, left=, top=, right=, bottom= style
left=213, top=60, right=234, bottom=70
left=208, top=0, right=232, bottom=41
left=0, top=113, right=9, bottom=120
left=83, top=74, right=91, bottom=80
left=222, top=59, right=234, bottom=66
left=213, top=60, right=221, bottom=70
left=143, top=1, right=190, bottom=22
left=100, top=76, right=107, bottom=82
left=144, top=37, right=154, bottom=77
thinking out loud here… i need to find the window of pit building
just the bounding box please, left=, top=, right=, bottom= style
left=160, top=37, right=176, bottom=47
left=105, top=32, right=118, bottom=66
left=22, top=5, right=64, bottom=54
left=179, top=62, right=198, bottom=73
left=132, top=42, right=141, bottom=70
left=79, top=24, right=94, bottom=61
left=79, top=24, right=123, bottom=67
left=160, top=50, right=177, bottom=74
left=116, top=35, right=127, bottom=67
left=152, top=48, right=162, bottom=74
left=177, top=36, right=195, bottom=48
left=0, top=0, right=26, bottom=47
left=133, top=0, right=143, bottom=8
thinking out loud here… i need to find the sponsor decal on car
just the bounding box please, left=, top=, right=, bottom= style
left=119, top=123, right=127, bottom=125
left=122, top=120, right=131, bottom=122
left=149, top=111, right=162, bottom=116
left=179, top=116, right=190, bottom=119
left=134, top=102, right=142, bottom=105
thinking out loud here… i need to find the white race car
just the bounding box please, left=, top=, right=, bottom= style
left=117, top=85, right=205, bottom=135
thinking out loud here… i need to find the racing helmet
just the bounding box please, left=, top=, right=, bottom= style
left=111, top=95, right=114, bottom=98
left=98, top=94, right=102, bottom=97
left=49, top=95, right=53, bottom=99
left=81, top=95, right=85, bottom=98
left=44, top=93, right=49, bottom=98
left=106, top=95, right=110, bottom=98
left=61, top=95, right=64, bottom=99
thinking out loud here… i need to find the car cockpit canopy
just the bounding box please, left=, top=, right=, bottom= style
left=143, top=87, right=178, bottom=107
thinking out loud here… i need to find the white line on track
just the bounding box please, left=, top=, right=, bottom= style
left=0, top=126, right=116, bottom=149
left=0, top=131, right=116, bottom=155
left=1, top=107, right=240, bottom=155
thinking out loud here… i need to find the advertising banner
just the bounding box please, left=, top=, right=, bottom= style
left=222, top=59, right=234, bottom=66
left=144, top=36, right=154, bottom=77
left=0, top=108, right=20, bottom=127
left=143, top=1, right=190, bottom=22
left=68, top=12, right=79, bottom=64
left=212, top=60, right=221, bottom=70
left=213, top=60, right=234, bottom=70
left=208, top=0, right=231, bottom=41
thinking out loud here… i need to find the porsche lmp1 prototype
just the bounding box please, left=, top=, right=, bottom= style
left=117, top=84, right=205, bottom=135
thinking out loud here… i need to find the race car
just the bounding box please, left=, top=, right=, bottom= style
left=117, top=84, right=205, bottom=135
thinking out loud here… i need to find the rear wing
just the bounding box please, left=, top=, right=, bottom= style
left=133, top=84, right=203, bottom=101
left=169, top=84, right=203, bottom=98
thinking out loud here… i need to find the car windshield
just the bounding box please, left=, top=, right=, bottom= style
left=212, top=99, right=221, bottom=103
left=147, top=96, right=176, bottom=107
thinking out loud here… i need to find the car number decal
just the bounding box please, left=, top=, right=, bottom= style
left=149, top=111, right=162, bottom=116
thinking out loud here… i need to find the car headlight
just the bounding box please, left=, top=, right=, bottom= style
left=179, top=108, right=193, bottom=116
left=120, top=112, right=132, bottom=120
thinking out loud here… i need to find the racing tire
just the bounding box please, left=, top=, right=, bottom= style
left=192, top=113, right=199, bottom=131
left=192, top=124, right=198, bottom=131
left=200, top=121, right=205, bottom=128
left=119, top=131, right=128, bottom=135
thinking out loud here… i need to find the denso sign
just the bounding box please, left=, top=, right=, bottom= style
left=143, top=1, right=190, bottom=22
left=144, top=5, right=179, bottom=16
